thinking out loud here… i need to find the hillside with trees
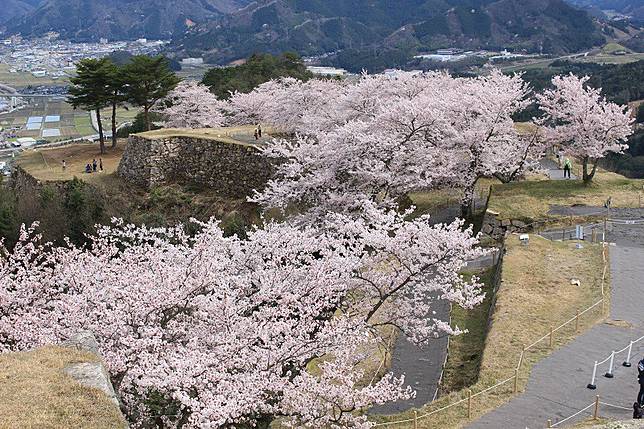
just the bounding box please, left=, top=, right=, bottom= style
left=5, top=0, right=252, bottom=41
left=201, top=52, right=313, bottom=99
left=172, top=0, right=605, bottom=67
left=1, top=68, right=635, bottom=428
left=521, top=59, right=644, bottom=104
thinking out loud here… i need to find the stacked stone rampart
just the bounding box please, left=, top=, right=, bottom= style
left=118, top=133, right=277, bottom=197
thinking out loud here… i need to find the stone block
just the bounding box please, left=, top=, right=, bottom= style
left=511, top=220, right=527, bottom=228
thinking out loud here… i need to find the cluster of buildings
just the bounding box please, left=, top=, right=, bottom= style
left=413, top=48, right=475, bottom=62
left=414, top=48, right=541, bottom=63
left=0, top=34, right=168, bottom=81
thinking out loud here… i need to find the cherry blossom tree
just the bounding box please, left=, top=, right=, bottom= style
left=249, top=71, right=544, bottom=220
left=1, top=212, right=483, bottom=428
left=536, top=74, right=633, bottom=183
left=226, top=77, right=347, bottom=133
left=447, top=71, right=545, bottom=216
left=153, top=80, right=226, bottom=129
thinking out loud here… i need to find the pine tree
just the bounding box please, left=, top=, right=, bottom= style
left=67, top=58, right=113, bottom=154
left=104, top=61, right=128, bottom=148
left=121, top=56, right=180, bottom=131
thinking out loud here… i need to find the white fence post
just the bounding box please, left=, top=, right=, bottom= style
left=604, top=351, right=615, bottom=378
left=587, top=361, right=598, bottom=389
left=623, top=341, right=633, bottom=367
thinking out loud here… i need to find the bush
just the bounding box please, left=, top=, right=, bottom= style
left=202, top=52, right=313, bottom=99
left=117, top=111, right=163, bottom=138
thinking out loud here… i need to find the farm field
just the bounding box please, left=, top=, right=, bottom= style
left=0, top=99, right=140, bottom=142
left=0, top=63, right=68, bottom=88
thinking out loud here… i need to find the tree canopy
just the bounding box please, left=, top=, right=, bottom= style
left=202, top=52, right=313, bottom=99
left=67, top=58, right=114, bottom=153
left=121, top=55, right=181, bottom=131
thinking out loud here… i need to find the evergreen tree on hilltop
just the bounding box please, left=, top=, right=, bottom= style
left=121, top=56, right=180, bottom=131
left=68, top=58, right=114, bottom=154
left=202, top=52, right=313, bottom=100
left=104, top=61, right=128, bottom=149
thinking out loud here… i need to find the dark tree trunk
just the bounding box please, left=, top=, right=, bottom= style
left=96, top=108, right=106, bottom=155
left=111, top=98, right=118, bottom=148
left=582, top=156, right=598, bottom=184
left=144, top=107, right=151, bottom=131
left=461, top=179, right=478, bottom=219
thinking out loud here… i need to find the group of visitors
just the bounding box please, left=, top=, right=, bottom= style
left=84, top=158, right=103, bottom=174
left=253, top=124, right=262, bottom=140
left=60, top=158, right=103, bottom=174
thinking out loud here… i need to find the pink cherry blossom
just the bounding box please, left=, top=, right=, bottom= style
left=153, top=80, right=226, bottom=128
left=0, top=210, right=483, bottom=428
left=536, top=74, right=633, bottom=182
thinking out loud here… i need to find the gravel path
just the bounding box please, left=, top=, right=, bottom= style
left=373, top=200, right=494, bottom=415
left=467, top=223, right=644, bottom=428
left=540, top=158, right=577, bottom=180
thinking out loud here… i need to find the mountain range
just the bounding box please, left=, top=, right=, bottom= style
left=1, top=0, right=643, bottom=66
left=172, top=0, right=606, bottom=63
left=2, top=0, right=251, bottom=41
left=567, top=0, right=644, bottom=20
left=1, top=0, right=42, bottom=24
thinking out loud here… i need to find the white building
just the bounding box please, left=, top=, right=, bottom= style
left=306, top=66, right=348, bottom=77
left=383, top=69, right=422, bottom=79
left=181, top=57, right=205, bottom=65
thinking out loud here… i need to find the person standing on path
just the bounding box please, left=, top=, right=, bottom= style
left=99, top=158, right=103, bottom=172
left=563, top=157, right=572, bottom=179
left=92, top=158, right=97, bottom=172
left=257, top=123, right=262, bottom=138
left=638, top=357, right=644, bottom=406
left=62, top=159, right=66, bottom=172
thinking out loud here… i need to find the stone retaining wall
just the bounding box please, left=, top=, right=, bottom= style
left=62, top=331, right=127, bottom=426
left=118, top=134, right=278, bottom=197
left=482, top=210, right=531, bottom=239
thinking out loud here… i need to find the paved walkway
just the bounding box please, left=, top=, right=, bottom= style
left=373, top=198, right=494, bottom=415
left=467, top=223, right=644, bottom=428
left=540, top=158, right=577, bottom=180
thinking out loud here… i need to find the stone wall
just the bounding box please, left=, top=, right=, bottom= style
left=62, top=331, right=122, bottom=409
left=118, top=134, right=278, bottom=198
left=481, top=210, right=550, bottom=240
left=61, top=331, right=127, bottom=427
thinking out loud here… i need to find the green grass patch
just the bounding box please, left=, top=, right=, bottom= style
left=440, top=268, right=495, bottom=393
left=74, top=115, right=95, bottom=135
left=601, top=43, right=630, bottom=54
left=488, top=169, right=644, bottom=222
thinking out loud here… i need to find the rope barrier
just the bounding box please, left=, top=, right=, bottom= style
left=599, top=401, right=632, bottom=411
left=550, top=402, right=595, bottom=428
left=372, top=396, right=470, bottom=427
left=587, top=334, right=644, bottom=389
left=372, top=228, right=609, bottom=427
left=470, top=375, right=516, bottom=399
